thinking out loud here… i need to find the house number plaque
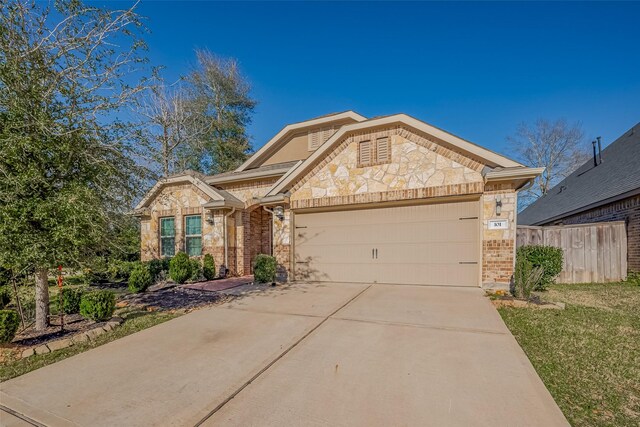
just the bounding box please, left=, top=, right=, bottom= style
left=488, top=219, right=508, bottom=229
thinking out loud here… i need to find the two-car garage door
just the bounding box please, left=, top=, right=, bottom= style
left=294, top=200, right=480, bottom=287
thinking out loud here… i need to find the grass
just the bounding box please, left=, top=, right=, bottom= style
left=0, top=308, right=178, bottom=382
left=498, top=281, right=640, bottom=427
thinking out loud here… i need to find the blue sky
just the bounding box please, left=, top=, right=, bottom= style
left=131, top=1, right=639, bottom=157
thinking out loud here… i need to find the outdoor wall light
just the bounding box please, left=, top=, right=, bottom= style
left=273, top=206, right=285, bottom=221
left=495, top=196, right=502, bottom=216
left=205, top=211, right=215, bottom=225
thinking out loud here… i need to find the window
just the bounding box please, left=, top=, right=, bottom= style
left=358, top=140, right=372, bottom=166
left=376, top=137, right=390, bottom=163
left=160, top=217, right=175, bottom=257
left=184, top=215, right=202, bottom=256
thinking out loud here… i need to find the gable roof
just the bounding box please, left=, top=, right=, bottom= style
left=265, top=114, right=524, bottom=197
left=205, top=161, right=299, bottom=185
left=236, top=110, right=367, bottom=172
left=134, top=171, right=243, bottom=213
left=518, top=122, right=640, bottom=225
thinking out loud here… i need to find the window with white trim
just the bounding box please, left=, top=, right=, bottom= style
left=160, top=217, right=175, bottom=257
left=184, top=215, right=202, bottom=256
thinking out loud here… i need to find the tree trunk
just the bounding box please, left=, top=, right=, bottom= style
left=35, top=268, right=50, bottom=331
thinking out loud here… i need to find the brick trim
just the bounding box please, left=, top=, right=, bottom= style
left=291, top=182, right=484, bottom=210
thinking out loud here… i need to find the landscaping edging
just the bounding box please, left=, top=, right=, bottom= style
left=19, top=317, right=124, bottom=359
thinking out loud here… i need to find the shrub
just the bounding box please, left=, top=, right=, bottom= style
left=517, top=245, right=563, bottom=291
left=128, top=264, right=152, bottom=293
left=203, top=254, right=216, bottom=280
left=0, top=286, right=11, bottom=309
left=513, top=255, right=544, bottom=300
left=254, top=254, right=277, bottom=283
left=169, top=252, right=192, bottom=284
left=107, top=260, right=138, bottom=282
left=626, top=271, right=640, bottom=286
left=58, top=287, right=85, bottom=314
left=189, top=258, right=202, bottom=282
left=0, top=310, right=20, bottom=343
left=147, top=258, right=170, bottom=281
left=80, top=290, right=116, bottom=321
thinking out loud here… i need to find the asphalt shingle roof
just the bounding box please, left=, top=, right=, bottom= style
left=518, top=122, right=640, bottom=225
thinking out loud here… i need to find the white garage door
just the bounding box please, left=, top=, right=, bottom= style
left=294, top=200, right=480, bottom=286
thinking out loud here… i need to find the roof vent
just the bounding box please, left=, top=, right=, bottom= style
left=591, top=136, right=603, bottom=167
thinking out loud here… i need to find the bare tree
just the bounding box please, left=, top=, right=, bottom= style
left=138, top=78, right=209, bottom=177
left=508, top=119, right=589, bottom=208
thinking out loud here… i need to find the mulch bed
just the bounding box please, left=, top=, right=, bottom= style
left=10, top=314, right=99, bottom=348
left=120, top=286, right=225, bottom=311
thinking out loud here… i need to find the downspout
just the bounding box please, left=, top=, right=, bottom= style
left=223, top=208, right=236, bottom=271
left=263, top=206, right=275, bottom=256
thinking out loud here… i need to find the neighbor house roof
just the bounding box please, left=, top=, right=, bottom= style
left=266, top=114, right=525, bottom=196
left=518, top=122, right=640, bottom=225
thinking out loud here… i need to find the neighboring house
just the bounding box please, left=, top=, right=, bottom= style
left=134, top=111, right=543, bottom=289
left=519, top=123, right=640, bottom=272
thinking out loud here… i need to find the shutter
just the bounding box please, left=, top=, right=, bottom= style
left=359, top=140, right=372, bottom=165
left=376, top=137, right=390, bottom=163
left=308, top=130, right=321, bottom=150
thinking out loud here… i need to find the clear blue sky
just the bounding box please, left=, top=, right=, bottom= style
left=132, top=1, right=639, bottom=156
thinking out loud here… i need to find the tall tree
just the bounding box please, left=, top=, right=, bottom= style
left=137, top=77, right=208, bottom=177
left=0, top=0, right=149, bottom=330
left=185, top=49, right=257, bottom=174
left=507, top=119, right=589, bottom=209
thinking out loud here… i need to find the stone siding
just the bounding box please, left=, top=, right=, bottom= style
left=290, top=127, right=484, bottom=205
left=218, top=178, right=279, bottom=207
left=549, top=195, right=640, bottom=272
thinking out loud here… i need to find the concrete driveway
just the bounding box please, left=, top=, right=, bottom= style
left=1, top=282, right=568, bottom=427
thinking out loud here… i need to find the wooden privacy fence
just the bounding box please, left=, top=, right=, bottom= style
left=516, top=221, right=627, bottom=283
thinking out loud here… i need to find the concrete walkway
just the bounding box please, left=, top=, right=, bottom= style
left=0, top=283, right=568, bottom=427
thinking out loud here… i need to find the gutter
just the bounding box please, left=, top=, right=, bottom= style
left=259, top=193, right=290, bottom=206
left=202, top=199, right=244, bottom=209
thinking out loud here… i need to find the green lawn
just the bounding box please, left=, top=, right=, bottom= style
left=0, top=308, right=178, bottom=382
left=498, top=282, right=640, bottom=427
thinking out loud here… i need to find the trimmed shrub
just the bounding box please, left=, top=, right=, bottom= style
left=147, top=258, right=170, bottom=281
left=0, top=310, right=20, bottom=343
left=58, top=287, right=85, bottom=314
left=189, top=258, right=202, bottom=282
left=169, top=252, right=192, bottom=284
left=107, top=260, right=138, bottom=282
left=203, top=254, right=216, bottom=280
left=254, top=254, right=277, bottom=283
left=626, top=271, right=640, bottom=286
left=517, top=245, right=563, bottom=291
left=0, top=286, right=11, bottom=309
left=80, top=290, right=116, bottom=321
left=128, top=264, right=152, bottom=293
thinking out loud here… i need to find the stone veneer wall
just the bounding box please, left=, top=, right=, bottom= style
left=218, top=178, right=279, bottom=207
left=481, top=182, right=518, bottom=288
left=549, top=195, right=640, bottom=272
left=140, top=183, right=224, bottom=262
left=273, top=210, right=291, bottom=281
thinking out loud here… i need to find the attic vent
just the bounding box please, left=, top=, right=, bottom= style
left=358, top=140, right=372, bottom=166
left=376, top=137, right=390, bottom=163
left=308, top=126, right=337, bottom=151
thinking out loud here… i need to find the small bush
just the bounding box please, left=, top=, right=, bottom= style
left=189, top=258, right=202, bottom=282
left=517, top=245, right=563, bottom=291
left=80, top=290, right=116, bottom=321
left=147, top=258, right=170, bottom=281
left=0, top=310, right=20, bottom=343
left=169, top=252, right=192, bottom=284
left=58, top=287, right=85, bottom=314
left=203, top=254, right=216, bottom=280
left=513, top=256, right=544, bottom=300
left=626, top=271, right=640, bottom=286
left=128, top=264, right=152, bottom=293
left=254, top=254, right=277, bottom=283
left=107, top=260, right=138, bottom=283
left=0, top=286, right=11, bottom=309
